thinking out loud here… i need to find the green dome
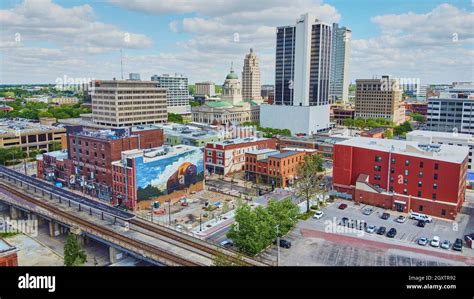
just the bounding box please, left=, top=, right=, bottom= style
left=206, top=101, right=234, bottom=109
left=226, top=70, right=238, bottom=80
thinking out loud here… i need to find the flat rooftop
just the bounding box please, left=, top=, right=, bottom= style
left=407, top=130, right=472, bottom=141
left=247, top=149, right=279, bottom=155
left=0, top=119, right=65, bottom=135
left=114, top=144, right=199, bottom=164
left=43, top=150, right=68, bottom=160
left=337, top=137, right=469, bottom=164
left=210, top=136, right=269, bottom=147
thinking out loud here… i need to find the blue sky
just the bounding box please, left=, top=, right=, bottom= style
left=0, top=0, right=473, bottom=84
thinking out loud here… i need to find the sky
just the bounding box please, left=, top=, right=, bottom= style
left=0, top=0, right=473, bottom=85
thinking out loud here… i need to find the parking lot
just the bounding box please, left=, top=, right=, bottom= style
left=260, top=195, right=474, bottom=266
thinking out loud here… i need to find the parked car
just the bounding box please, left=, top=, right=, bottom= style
left=409, top=212, right=432, bottom=223
left=341, top=217, right=349, bottom=224
left=362, top=208, right=374, bottom=215
left=417, top=237, right=429, bottom=246
left=417, top=220, right=426, bottom=227
left=278, top=239, right=291, bottom=249
left=338, top=203, right=348, bottom=210
left=464, top=233, right=474, bottom=242
left=396, top=215, right=407, bottom=223
left=430, top=236, right=440, bottom=247
left=441, top=240, right=451, bottom=250
left=220, top=239, right=234, bottom=248
left=381, top=213, right=390, bottom=220
left=366, top=225, right=376, bottom=234
left=313, top=211, right=324, bottom=219
left=386, top=228, right=397, bottom=238
left=376, top=226, right=386, bottom=235
left=453, top=238, right=463, bottom=252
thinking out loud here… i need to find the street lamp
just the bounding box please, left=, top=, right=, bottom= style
left=167, top=200, right=171, bottom=226
left=199, top=213, right=202, bottom=232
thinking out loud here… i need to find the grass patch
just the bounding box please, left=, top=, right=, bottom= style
left=298, top=211, right=315, bottom=220
left=0, top=231, right=19, bottom=238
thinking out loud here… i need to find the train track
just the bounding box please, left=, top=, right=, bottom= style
left=130, top=217, right=268, bottom=266
left=0, top=183, right=202, bottom=266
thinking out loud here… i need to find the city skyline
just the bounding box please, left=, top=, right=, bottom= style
left=1, top=0, right=473, bottom=85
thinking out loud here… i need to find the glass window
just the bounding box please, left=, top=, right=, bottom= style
left=405, top=160, right=409, bottom=166
left=435, top=163, right=439, bottom=170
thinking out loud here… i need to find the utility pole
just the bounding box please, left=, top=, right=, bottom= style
left=199, top=214, right=202, bottom=231
left=168, top=200, right=171, bottom=226
left=275, top=224, right=280, bottom=267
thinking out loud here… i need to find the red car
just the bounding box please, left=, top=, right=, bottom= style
left=338, top=203, right=348, bottom=210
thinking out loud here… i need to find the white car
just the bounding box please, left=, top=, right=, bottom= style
left=430, top=236, right=440, bottom=247
left=396, top=215, right=407, bottom=223
left=313, top=211, right=324, bottom=219
left=440, top=240, right=451, bottom=249
left=417, top=237, right=429, bottom=246
left=366, top=225, right=376, bottom=233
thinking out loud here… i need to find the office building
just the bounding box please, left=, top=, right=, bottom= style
left=195, top=81, right=215, bottom=97
left=355, top=76, right=406, bottom=125
left=330, top=23, right=351, bottom=102
left=91, top=80, right=167, bottom=127
left=48, top=97, right=79, bottom=105
left=261, top=85, right=274, bottom=104
left=0, top=119, right=66, bottom=154
left=261, top=13, right=333, bottom=135
left=204, top=137, right=276, bottom=175
left=151, top=74, right=191, bottom=115
left=162, top=124, right=224, bottom=147
left=426, top=92, right=474, bottom=134
left=278, top=135, right=347, bottom=160
left=333, top=137, right=468, bottom=220
left=242, top=48, right=263, bottom=103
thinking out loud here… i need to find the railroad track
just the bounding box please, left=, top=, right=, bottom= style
left=130, top=217, right=268, bottom=266
left=0, top=183, right=202, bottom=266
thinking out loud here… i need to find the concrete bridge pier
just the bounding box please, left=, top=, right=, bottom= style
left=48, top=221, right=63, bottom=237
left=109, top=247, right=126, bottom=264
left=9, top=206, right=18, bottom=219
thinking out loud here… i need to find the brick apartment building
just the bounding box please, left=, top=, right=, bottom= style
left=333, top=137, right=468, bottom=220
left=0, top=239, right=18, bottom=266
left=245, top=149, right=310, bottom=188
left=278, top=135, right=346, bottom=161
left=204, top=137, right=276, bottom=175
left=37, top=125, right=163, bottom=202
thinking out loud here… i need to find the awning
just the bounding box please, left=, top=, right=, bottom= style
left=394, top=200, right=406, bottom=204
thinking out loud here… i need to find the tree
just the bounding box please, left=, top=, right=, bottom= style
left=266, top=198, right=299, bottom=237
left=64, top=233, right=87, bottom=266
left=227, top=204, right=275, bottom=255
left=294, top=154, right=324, bottom=213
left=411, top=113, right=426, bottom=123
left=49, top=141, right=62, bottom=152
left=393, top=121, right=413, bottom=137
left=168, top=113, right=184, bottom=124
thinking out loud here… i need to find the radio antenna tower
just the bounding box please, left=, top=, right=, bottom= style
left=120, top=49, right=124, bottom=80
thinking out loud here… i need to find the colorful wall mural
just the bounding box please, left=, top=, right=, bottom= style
left=135, top=147, right=204, bottom=201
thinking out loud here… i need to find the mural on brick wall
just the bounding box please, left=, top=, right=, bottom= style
left=135, top=148, right=204, bottom=201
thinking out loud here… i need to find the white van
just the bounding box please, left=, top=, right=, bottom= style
left=409, top=212, right=432, bottom=223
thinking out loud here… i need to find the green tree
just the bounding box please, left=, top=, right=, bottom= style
left=64, top=233, right=87, bottom=266
left=393, top=121, right=413, bottom=137
left=411, top=113, right=426, bottom=123
left=188, top=85, right=195, bottom=96
left=294, top=154, right=324, bottom=213
left=267, top=198, right=299, bottom=236
left=343, top=118, right=354, bottom=127
left=49, top=141, right=62, bottom=152
left=168, top=113, right=184, bottom=124
left=227, top=204, right=275, bottom=255
left=189, top=100, right=201, bottom=107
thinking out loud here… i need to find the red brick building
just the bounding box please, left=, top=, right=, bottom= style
left=404, top=102, right=428, bottom=116
left=331, top=107, right=355, bottom=125
left=204, top=137, right=276, bottom=176
left=38, top=125, right=164, bottom=201
left=245, top=149, right=309, bottom=188
left=278, top=135, right=346, bottom=161
left=333, top=138, right=468, bottom=220
left=0, top=239, right=18, bottom=266
left=360, top=127, right=387, bottom=139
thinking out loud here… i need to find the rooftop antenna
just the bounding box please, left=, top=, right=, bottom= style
left=120, top=49, right=124, bottom=80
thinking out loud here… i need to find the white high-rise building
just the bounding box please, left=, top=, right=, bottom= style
left=261, top=13, right=333, bottom=135
left=242, top=48, right=263, bottom=104
left=151, top=74, right=191, bottom=115
left=330, top=23, right=351, bottom=103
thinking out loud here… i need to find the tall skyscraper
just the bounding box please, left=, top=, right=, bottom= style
left=275, top=25, right=295, bottom=105
left=151, top=74, right=191, bottom=115
left=330, top=23, right=351, bottom=103
left=261, top=13, right=333, bottom=135
left=242, top=48, right=263, bottom=103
